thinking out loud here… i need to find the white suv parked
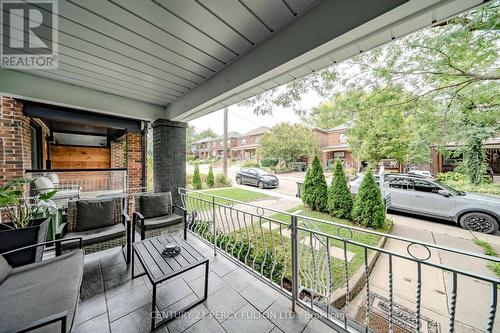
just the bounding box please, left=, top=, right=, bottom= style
left=350, top=173, right=500, bottom=234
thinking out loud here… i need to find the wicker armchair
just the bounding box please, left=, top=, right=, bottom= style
left=133, top=192, right=187, bottom=241
left=55, top=197, right=131, bottom=263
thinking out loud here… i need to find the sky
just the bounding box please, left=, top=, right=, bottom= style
left=188, top=91, right=325, bottom=135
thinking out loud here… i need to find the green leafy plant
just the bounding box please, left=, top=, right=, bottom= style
left=351, top=168, right=386, bottom=229
left=192, top=164, right=202, bottom=190
left=241, top=160, right=260, bottom=168
left=474, top=238, right=500, bottom=278
left=215, top=173, right=231, bottom=187
left=207, top=165, right=215, bottom=188
left=327, top=160, right=353, bottom=220
left=191, top=220, right=284, bottom=283
left=260, top=159, right=278, bottom=168
left=0, top=178, right=57, bottom=229
left=435, top=171, right=468, bottom=182
left=301, top=155, right=327, bottom=212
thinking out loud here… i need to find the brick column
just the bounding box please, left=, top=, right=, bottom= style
left=125, top=132, right=144, bottom=191
left=152, top=119, right=186, bottom=206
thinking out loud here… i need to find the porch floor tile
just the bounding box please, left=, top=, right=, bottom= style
left=73, top=235, right=343, bottom=333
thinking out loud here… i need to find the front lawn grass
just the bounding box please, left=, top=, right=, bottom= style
left=200, top=187, right=271, bottom=203
left=184, top=187, right=272, bottom=211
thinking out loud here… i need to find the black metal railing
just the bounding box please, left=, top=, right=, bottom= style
left=179, top=187, right=499, bottom=333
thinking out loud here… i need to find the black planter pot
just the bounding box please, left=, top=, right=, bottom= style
left=0, top=218, right=50, bottom=267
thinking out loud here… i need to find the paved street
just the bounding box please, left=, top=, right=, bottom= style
left=187, top=163, right=304, bottom=197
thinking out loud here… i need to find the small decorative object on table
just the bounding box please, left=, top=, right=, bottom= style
left=162, top=243, right=181, bottom=257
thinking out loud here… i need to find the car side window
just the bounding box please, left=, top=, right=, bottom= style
left=387, top=176, right=411, bottom=190
left=413, top=179, right=440, bottom=193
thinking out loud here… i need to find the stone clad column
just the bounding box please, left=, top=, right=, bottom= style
left=152, top=119, right=186, bottom=206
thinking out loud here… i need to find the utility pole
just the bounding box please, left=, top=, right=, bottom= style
left=223, top=107, right=228, bottom=178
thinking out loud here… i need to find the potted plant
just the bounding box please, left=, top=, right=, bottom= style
left=0, top=178, right=57, bottom=267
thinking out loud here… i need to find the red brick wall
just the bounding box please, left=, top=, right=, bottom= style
left=0, top=97, right=27, bottom=187
left=327, top=130, right=347, bottom=146
left=315, top=130, right=328, bottom=148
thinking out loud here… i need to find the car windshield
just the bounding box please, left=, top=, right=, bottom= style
left=253, top=168, right=270, bottom=175
left=434, top=180, right=463, bottom=196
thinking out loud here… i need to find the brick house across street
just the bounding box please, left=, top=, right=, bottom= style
left=191, top=126, right=270, bottom=161
left=191, top=123, right=400, bottom=172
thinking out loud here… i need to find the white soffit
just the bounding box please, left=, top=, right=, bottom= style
left=173, top=0, right=486, bottom=122
left=0, top=0, right=487, bottom=121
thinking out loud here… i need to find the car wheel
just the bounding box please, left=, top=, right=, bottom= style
left=258, top=181, right=264, bottom=189
left=459, top=212, right=499, bottom=234
left=236, top=177, right=242, bottom=185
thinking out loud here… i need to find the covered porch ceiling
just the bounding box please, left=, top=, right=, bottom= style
left=0, top=0, right=488, bottom=122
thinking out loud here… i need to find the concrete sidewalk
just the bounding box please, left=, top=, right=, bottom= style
left=349, top=214, right=500, bottom=333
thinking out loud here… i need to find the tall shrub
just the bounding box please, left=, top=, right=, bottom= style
left=193, top=163, right=202, bottom=190
left=301, top=155, right=327, bottom=212
left=351, top=168, right=385, bottom=228
left=327, top=159, right=353, bottom=220
left=207, top=165, right=215, bottom=188
left=464, top=135, right=485, bottom=186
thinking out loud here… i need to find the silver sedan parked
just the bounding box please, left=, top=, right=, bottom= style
left=349, top=173, right=500, bottom=234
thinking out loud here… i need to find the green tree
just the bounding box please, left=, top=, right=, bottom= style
left=301, top=155, right=327, bottom=212
left=257, top=123, right=318, bottom=165
left=351, top=168, right=386, bottom=229
left=192, top=163, right=202, bottom=190
left=327, top=160, right=353, bottom=220
left=207, top=165, right=215, bottom=188
left=302, top=90, right=365, bottom=129
left=346, top=86, right=411, bottom=165
left=241, top=3, right=499, bottom=168
left=195, top=128, right=218, bottom=141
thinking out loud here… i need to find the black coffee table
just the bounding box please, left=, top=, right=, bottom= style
left=131, top=233, right=209, bottom=331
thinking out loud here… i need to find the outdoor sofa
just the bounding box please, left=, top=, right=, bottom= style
left=0, top=238, right=84, bottom=333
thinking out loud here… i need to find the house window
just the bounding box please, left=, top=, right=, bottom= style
left=241, top=138, right=247, bottom=145
left=30, top=121, right=43, bottom=169
left=340, top=134, right=347, bottom=143
left=333, top=151, right=345, bottom=158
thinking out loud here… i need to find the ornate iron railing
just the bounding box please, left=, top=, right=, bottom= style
left=179, top=188, right=499, bottom=333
